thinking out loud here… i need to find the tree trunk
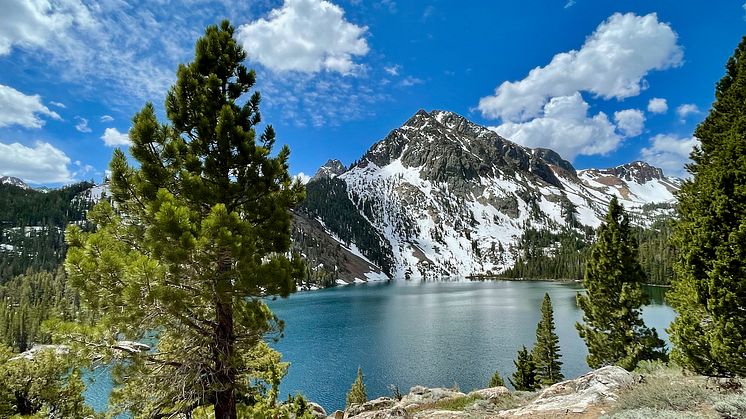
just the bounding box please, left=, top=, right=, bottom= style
left=214, top=253, right=236, bottom=419
left=214, top=295, right=236, bottom=419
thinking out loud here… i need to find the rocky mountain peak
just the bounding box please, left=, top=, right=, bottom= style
left=581, top=161, right=669, bottom=185
left=0, top=176, right=29, bottom=190
left=311, top=159, right=347, bottom=181
left=354, top=109, right=576, bottom=189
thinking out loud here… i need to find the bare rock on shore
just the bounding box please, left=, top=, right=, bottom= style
left=498, top=366, right=635, bottom=417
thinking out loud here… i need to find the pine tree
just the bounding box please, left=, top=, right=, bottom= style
left=488, top=370, right=505, bottom=387
left=576, top=197, right=667, bottom=370
left=346, top=367, right=368, bottom=407
left=509, top=346, right=537, bottom=391
left=62, top=21, right=305, bottom=419
left=668, top=36, right=746, bottom=378
left=532, top=293, right=564, bottom=386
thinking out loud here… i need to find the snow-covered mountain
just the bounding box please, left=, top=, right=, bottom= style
left=0, top=176, right=29, bottom=189
left=296, top=110, right=681, bottom=281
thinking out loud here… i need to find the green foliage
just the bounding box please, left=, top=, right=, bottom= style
left=713, top=394, right=746, bottom=419
left=346, top=367, right=368, bottom=407
left=0, top=182, right=94, bottom=282
left=298, top=177, right=394, bottom=275
left=489, top=370, right=506, bottom=387
left=62, top=20, right=305, bottom=418
left=668, top=36, right=746, bottom=378
left=576, top=197, right=667, bottom=370
left=509, top=345, right=538, bottom=391
left=503, top=218, right=676, bottom=285
left=531, top=293, right=564, bottom=386
left=0, top=268, right=82, bottom=352
left=0, top=345, right=94, bottom=418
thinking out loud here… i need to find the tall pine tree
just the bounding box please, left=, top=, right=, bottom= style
left=63, top=21, right=305, bottom=418
left=576, top=197, right=667, bottom=370
left=668, top=36, right=746, bottom=377
left=532, top=293, right=563, bottom=386
left=510, top=346, right=538, bottom=391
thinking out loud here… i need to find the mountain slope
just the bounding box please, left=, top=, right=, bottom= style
left=301, top=109, right=680, bottom=280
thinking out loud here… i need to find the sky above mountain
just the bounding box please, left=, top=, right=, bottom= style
left=0, top=0, right=742, bottom=185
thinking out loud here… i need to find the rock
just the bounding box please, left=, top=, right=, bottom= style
left=307, top=402, right=326, bottom=418
left=10, top=344, right=69, bottom=361
left=412, top=411, right=469, bottom=418
left=345, top=397, right=397, bottom=418
left=328, top=410, right=345, bottom=419
left=499, top=366, right=635, bottom=417
left=399, top=386, right=466, bottom=409
left=468, top=386, right=510, bottom=400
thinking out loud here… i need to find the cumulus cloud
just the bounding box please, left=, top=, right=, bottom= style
left=640, top=134, right=699, bottom=177
left=0, top=141, right=72, bottom=184
left=478, top=13, right=683, bottom=122
left=676, top=103, right=701, bottom=122
left=100, top=115, right=114, bottom=122
left=101, top=128, right=131, bottom=147
left=74, top=116, right=91, bottom=133
left=647, top=97, right=668, bottom=114
left=295, top=172, right=311, bottom=184
left=238, top=0, right=369, bottom=74
left=490, top=92, right=621, bottom=161
left=0, top=0, right=94, bottom=55
left=0, top=84, right=60, bottom=128
left=614, top=109, right=645, bottom=137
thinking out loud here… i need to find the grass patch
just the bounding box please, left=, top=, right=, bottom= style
left=603, top=407, right=710, bottom=418
left=407, top=395, right=481, bottom=412
left=713, top=393, right=746, bottom=419
left=613, top=376, right=711, bottom=413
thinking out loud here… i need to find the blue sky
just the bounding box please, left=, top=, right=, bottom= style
left=0, top=0, right=743, bottom=185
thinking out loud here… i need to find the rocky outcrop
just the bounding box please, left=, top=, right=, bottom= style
left=498, top=366, right=634, bottom=417
left=333, top=367, right=637, bottom=419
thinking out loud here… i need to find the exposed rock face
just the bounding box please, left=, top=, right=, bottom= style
left=498, top=366, right=635, bottom=417
left=313, top=159, right=348, bottom=181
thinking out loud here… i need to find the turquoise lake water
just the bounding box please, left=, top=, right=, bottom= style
left=84, top=279, right=676, bottom=414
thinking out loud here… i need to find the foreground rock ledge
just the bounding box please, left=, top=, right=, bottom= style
left=329, top=366, right=635, bottom=419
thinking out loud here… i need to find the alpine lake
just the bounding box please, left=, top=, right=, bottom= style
left=83, top=279, right=675, bottom=414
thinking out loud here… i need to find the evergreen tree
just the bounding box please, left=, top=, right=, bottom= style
left=668, top=36, right=746, bottom=377
left=346, top=367, right=368, bottom=407
left=509, top=346, right=537, bottom=391
left=62, top=21, right=304, bottom=419
left=576, top=197, right=667, bottom=370
left=532, top=293, right=564, bottom=386
left=488, top=370, right=505, bottom=387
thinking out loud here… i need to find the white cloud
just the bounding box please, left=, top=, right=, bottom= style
left=399, top=76, right=424, bottom=87
left=676, top=103, right=701, bottom=122
left=0, top=84, right=60, bottom=128
left=238, top=0, right=369, bottom=74
left=0, top=141, right=72, bottom=184
left=490, top=92, right=621, bottom=161
left=100, top=115, right=114, bottom=122
left=478, top=13, right=683, bottom=122
left=614, top=109, right=645, bottom=137
left=647, top=97, right=668, bottom=114
left=641, top=134, right=699, bottom=177
left=384, top=65, right=400, bottom=76
left=564, top=0, right=576, bottom=9
left=0, top=0, right=94, bottom=56
left=74, top=116, right=91, bottom=133
left=295, top=172, right=311, bottom=184
left=101, top=128, right=131, bottom=147
left=50, top=101, right=66, bottom=108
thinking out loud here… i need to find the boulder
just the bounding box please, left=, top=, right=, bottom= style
left=307, top=402, right=326, bottom=418
left=499, top=366, right=635, bottom=416
left=399, top=386, right=466, bottom=409
left=468, top=386, right=510, bottom=400
left=345, top=397, right=397, bottom=418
